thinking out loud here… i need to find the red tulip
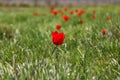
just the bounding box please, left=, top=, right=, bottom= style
left=51, top=6, right=54, bottom=10
left=80, top=20, right=84, bottom=24
left=63, top=15, right=69, bottom=21
left=92, top=10, right=96, bottom=14
left=34, top=12, right=39, bottom=16
left=56, top=25, right=61, bottom=30
left=64, top=7, right=68, bottom=11
left=70, top=10, right=74, bottom=15
left=52, top=10, right=58, bottom=15
left=92, top=15, right=96, bottom=19
left=107, top=16, right=111, bottom=21
left=75, top=8, right=79, bottom=13
left=118, top=10, right=120, bottom=14
left=52, top=31, right=65, bottom=46
left=58, top=10, right=64, bottom=15
left=77, top=12, right=82, bottom=17
left=102, top=29, right=107, bottom=35
left=77, top=10, right=86, bottom=17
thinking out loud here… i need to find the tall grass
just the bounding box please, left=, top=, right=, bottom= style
left=0, top=5, right=119, bottom=80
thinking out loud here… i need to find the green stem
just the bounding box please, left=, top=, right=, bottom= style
left=83, top=53, right=87, bottom=79
left=52, top=46, right=57, bottom=54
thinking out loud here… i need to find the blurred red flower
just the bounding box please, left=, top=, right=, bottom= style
left=80, top=20, right=84, bottom=24
left=102, top=29, right=107, bottom=35
left=52, top=31, right=65, bottom=45
left=34, top=12, right=39, bottom=16
left=70, top=10, right=74, bottom=14
left=52, top=10, right=58, bottom=15
left=118, top=10, right=120, bottom=14
left=92, top=10, right=96, bottom=14
left=64, top=7, right=68, bottom=11
left=107, top=16, right=111, bottom=21
left=56, top=25, right=61, bottom=30
left=63, top=15, right=69, bottom=21
left=78, top=10, right=86, bottom=17
left=58, top=10, right=64, bottom=15
left=78, top=12, right=82, bottom=17
left=75, top=8, right=79, bottom=13
left=92, top=15, right=96, bottom=19
left=51, top=6, right=54, bottom=11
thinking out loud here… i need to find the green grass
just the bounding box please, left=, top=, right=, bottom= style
left=0, top=5, right=120, bottom=80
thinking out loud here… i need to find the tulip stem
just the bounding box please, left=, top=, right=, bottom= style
left=83, top=52, right=87, bottom=79
left=52, top=46, right=57, bottom=54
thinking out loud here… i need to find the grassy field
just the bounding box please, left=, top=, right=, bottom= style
left=0, top=5, right=120, bottom=80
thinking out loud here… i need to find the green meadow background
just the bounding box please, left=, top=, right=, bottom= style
left=0, top=5, right=120, bottom=80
